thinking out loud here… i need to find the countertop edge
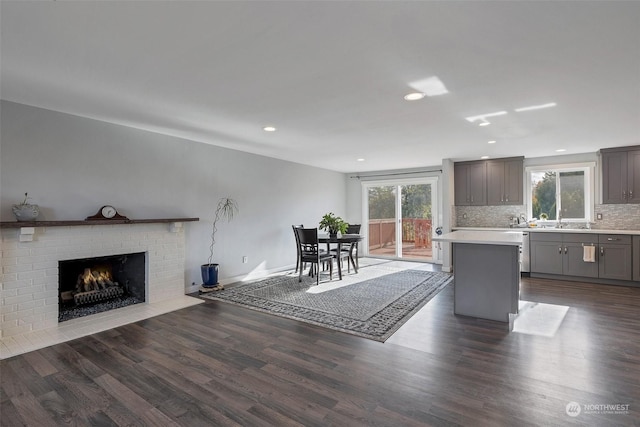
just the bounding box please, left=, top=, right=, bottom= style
left=453, top=227, right=640, bottom=235
left=434, top=230, right=523, bottom=246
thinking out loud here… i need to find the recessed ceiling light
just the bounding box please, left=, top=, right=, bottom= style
left=488, top=140, right=497, bottom=144
left=478, top=120, right=490, bottom=127
left=481, top=155, right=490, bottom=159
left=263, top=126, right=277, bottom=132
left=556, top=149, right=567, bottom=152
left=404, top=92, right=425, bottom=101
left=408, top=76, right=449, bottom=97
left=357, top=158, right=365, bottom=162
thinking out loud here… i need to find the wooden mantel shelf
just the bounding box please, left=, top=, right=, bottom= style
left=0, top=218, right=199, bottom=229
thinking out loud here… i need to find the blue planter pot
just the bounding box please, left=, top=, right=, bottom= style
left=201, top=264, right=219, bottom=287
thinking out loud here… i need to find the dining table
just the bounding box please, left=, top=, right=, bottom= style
left=318, top=233, right=363, bottom=279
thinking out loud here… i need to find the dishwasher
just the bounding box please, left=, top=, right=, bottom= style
left=521, top=231, right=530, bottom=273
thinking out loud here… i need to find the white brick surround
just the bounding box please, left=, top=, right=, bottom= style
left=1, top=223, right=188, bottom=339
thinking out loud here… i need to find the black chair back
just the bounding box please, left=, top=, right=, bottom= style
left=347, top=224, right=361, bottom=234
left=292, top=224, right=304, bottom=272
left=294, top=227, right=334, bottom=285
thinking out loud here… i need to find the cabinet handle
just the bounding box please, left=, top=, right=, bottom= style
left=630, top=190, right=634, bottom=198
left=559, top=247, right=562, bottom=254
left=505, top=195, right=509, bottom=202
left=607, top=237, right=619, bottom=241
left=564, top=247, right=567, bottom=254
left=501, top=196, right=504, bottom=202
left=600, top=247, right=604, bottom=256
left=623, top=190, right=627, bottom=200
left=470, top=196, right=474, bottom=203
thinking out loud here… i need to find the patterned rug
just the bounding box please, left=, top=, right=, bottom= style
left=200, top=264, right=453, bottom=342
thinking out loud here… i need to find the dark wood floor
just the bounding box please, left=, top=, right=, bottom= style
left=2, top=275, right=639, bottom=426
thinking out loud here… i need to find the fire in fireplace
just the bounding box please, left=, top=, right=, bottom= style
left=58, top=252, right=146, bottom=322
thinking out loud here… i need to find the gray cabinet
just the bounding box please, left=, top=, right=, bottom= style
left=530, top=236, right=563, bottom=274
left=633, top=236, right=640, bottom=282
left=530, top=233, right=601, bottom=279
left=598, top=234, right=633, bottom=281
left=487, top=158, right=524, bottom=205
left=563, top=235, right=599, bottom=278
left=601, top=146, right=640, bottom=204
left=454, top=161, right=487, bottom=206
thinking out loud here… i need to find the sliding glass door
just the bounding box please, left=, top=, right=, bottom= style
left=363, top=177, right=439, bottom=262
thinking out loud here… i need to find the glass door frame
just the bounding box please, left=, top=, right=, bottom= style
left=361, top=176, right=440, bottom=263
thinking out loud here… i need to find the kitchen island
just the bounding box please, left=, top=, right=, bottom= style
left=434, top=230, right=522, bottom=324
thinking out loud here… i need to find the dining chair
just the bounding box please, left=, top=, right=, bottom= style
left=295, top=227, right=334, bottom=286
left=292, top=224, right=304, bottom=273
left=332, top=224, right=361, bottom=273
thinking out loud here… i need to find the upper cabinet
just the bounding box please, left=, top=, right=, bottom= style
left=454, top=157, right=523, bottom=206
left=601, top=146, right=640, bottom=204
left=487, top=158, right=524, bottom=205
left=454, top=161, right=487, bottom=206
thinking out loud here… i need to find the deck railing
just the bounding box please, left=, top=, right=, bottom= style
left=368, top=218, right=432, bottom=249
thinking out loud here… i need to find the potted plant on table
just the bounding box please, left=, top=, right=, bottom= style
left=319, top=212, right=348, bottom=238
left=201, top=197, right=238, bottom=290
left=12, top=192, right=40, bottom=221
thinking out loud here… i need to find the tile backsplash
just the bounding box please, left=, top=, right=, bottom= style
left=454, top=205, right=526, bottom=228
left=454, top=204, right=639, bottom=230
left=593, top=204, right=640, bottom=230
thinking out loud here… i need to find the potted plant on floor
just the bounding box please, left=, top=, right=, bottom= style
left=201, top=197, right=239, bottom=290
left=319, top=212, right=348, bottom=238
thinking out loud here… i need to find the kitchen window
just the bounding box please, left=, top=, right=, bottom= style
left=526, top=163, right=594, bottom=222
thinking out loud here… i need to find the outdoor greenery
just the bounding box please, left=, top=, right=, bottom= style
left=368, top=184, right=432, bottom=220
left=532, top=171, right=585, bottom=220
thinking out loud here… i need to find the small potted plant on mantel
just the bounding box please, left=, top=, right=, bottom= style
left=12, top=192, right=40, bottom=221
left=319, top=212, right=348, bottom=238
left=201, top=197, right=238, bottom=291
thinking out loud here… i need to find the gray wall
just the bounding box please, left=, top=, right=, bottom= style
left=1, top=101, right=348, bottom=290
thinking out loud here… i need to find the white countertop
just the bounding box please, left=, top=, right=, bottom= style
left=453, top=227, right=640, bottom=236
left=434, top=230, right=523, bottom=246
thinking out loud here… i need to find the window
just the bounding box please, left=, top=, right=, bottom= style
left=526, top=163, right=594, bottom=222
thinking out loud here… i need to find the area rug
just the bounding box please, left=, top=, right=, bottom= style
left=200, top=265, right=453, bottom=342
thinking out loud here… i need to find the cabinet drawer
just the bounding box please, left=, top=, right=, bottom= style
left=563, top=233, right=598, bottom=244
left=598, top=234, right=632, bottom=244
left=530, top=232, right=562, bottom=242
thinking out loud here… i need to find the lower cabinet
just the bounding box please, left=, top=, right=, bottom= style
left=531, top=233, right=599, bottom=278
left=564, top=241, right=599, bottom=278
left=598, top=235, right=633, bottom=281
left=531, top=232, right=633, bottom=281
left=530, top=237, right=563, bottom=275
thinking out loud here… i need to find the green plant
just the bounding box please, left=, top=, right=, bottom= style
left=539, top=212, right=548, bottom=220
left=207, top=197, right=239, bottom=265
left=319, top=212, right=348, bottom=235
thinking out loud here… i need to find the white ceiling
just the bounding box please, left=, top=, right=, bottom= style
left=2, top=1, right=639, bottom=173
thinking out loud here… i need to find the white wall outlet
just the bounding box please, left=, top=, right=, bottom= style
left=242, top=256, right=248, bottom=263
left=597, top=213, right=603, bottom=220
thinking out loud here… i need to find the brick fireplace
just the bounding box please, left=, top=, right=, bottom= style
left=1, top=222, right=191, bottom=339
left=58, top=251, right=146, bottom=322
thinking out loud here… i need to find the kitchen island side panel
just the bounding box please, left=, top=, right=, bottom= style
left=453, top=242, right=520, bottom=322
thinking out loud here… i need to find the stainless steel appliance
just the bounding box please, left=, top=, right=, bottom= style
left=521, top=231, right=530, bottom=273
